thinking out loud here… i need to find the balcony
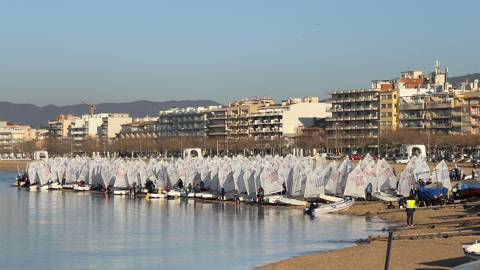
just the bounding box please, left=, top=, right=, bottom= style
left=399, top=104, right=424, bottom=110
left=430, top=114, right=451, bottom=119
left=426, top=103, right=451, bottom=109
left=452, top=121, right=462, bottom=127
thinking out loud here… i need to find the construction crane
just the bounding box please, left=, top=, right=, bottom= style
left=82, top=101, right=96, bottom=115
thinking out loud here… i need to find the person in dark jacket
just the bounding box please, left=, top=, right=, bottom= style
left=177, top=179, right=184, bottom=190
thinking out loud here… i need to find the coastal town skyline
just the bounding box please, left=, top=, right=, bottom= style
left=2, top=1, right=480, bottom=106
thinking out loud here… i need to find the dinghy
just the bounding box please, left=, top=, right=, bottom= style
left=305, top=198, right=354, bottom=216
left=113, top=189, right=130, bottom=196
left=197, top=192, right=215, bottom=199
left=73, top=185, right=91, bottom=191
left=146, top=193, right=167, bottom=199
left=372, top=191, right=398, bottom=202
left=62, top=184, right=75, bottom=189
left=49, top=182, right=63, bottom=190
left=464, top=242, right=480, bottom=261
left=166, top=190, right=182, bottom=198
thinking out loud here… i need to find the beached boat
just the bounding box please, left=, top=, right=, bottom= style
left=265, top=195, right=306, bottom=206
left=49, top=182, right=63, bottom=190
left=463, top=242, right=480, bottom=261
left=305, top=198, right=354, bottom=216
left=62, top=184, right=75, bottom=189
left=166, top=190, right=182, bottom=198
left=73, top=185, right=91, bottom=191
left=372, top=191, right=398, bottom=202
left=146, top=193, right=167, bottom=199
left=113, top=190, right=130, bottom=196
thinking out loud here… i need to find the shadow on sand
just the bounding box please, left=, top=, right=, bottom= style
left=417, top=256, right=471, bottom=269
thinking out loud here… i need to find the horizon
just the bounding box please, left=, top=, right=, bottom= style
left=1, top=1, right=480, bottom=106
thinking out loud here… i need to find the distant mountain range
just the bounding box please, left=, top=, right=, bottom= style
left=0, top=100, right=221, bottom=128
left=449, top=73, right=480, bottom=85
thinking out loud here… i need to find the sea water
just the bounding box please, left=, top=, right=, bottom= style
left=0, top=171, right=388, bottom=270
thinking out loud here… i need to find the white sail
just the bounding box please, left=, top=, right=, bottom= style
left=325, top=161, right=339, bottom=195
left=432, top=160, right=451, bottom=190
left=376, top=158, right=396, bottom=191
left=259, top=163, right=283, bottom=196
left=343, top=164, right=367, bottom=199
left=398, top=168, right=416, bottom=197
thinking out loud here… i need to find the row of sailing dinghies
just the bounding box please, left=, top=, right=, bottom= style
left=23, top=153, right=405, bottom=213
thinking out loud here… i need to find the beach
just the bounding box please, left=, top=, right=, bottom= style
left=0, top=160, right=29, bottom=172
left=258, top=201, right=479, bottom=270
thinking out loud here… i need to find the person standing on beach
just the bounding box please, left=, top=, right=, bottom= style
left=406, top=197, right=416, bottom=226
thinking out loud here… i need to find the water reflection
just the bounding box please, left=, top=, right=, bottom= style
left=0, top=172, right=387, bottom=270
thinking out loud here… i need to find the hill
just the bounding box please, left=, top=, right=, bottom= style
left=0, top=100, right=221, bottom=127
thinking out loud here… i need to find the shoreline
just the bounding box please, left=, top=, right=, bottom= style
left=0, top=160, right=29, bottom=172
left=257, top=201, right=478, bottom=270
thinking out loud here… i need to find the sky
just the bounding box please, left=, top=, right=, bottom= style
left=1, top=0, right=480, bottom=106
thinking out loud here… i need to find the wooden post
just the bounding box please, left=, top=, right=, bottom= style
left=384, top=230, right=393, bottom=270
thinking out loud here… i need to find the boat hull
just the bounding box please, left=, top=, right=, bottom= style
left=464, top=244, right=480, bottom=261
left=308, top=198, right=355, bottom=216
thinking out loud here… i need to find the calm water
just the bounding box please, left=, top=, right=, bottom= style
left=0, top=171, right=388, bottom=270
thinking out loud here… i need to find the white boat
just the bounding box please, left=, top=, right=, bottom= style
left=319, top=193, right=344, bottom=203
left=464, top=242, right=480, bottom=261
left=62, top=184, right=75, bottom=189
left=277, top=197, right=307, bottom=206
left=166, top=190, right=182, bottom=198
left=306, top=198, right=354, bottom=216
left=265, top=195, right=307, bottom=206
left=187, top=192, right=196, bottom=198
left=146, top=193, right=167, bottom=199
left=197, top=192, right=215, bottom=199
left=29, top=185, right=39, bottom=191
left=49, top=183, right=63, bottom=190
left=372, top=191, right=399, bottom=202
left=73, top=185, right=91, bottom=191
left=113, top=190, right=130, bottom=196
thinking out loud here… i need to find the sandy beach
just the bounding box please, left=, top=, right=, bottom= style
left=0, top=160, right=29, bottom=172
left=258, top=201, right=480, bottom=270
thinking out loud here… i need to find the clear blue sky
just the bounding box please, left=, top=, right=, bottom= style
left=1, top=0, right=479, bottom=106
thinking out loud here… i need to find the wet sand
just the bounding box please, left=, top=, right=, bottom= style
left=0, top=160, right=29, bottom=172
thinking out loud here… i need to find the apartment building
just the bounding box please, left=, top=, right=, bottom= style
left=206, top=107, right=228, bottom=140
left=48, top=114, right=80, bottom=139
left=0, top=121, right=36, bottom=152
left=226, top=97, right=331, bottom=141
left=226, top=98, right=276, bottom=140
left=157, top=106, right=223, bottom=137
left=117, top=121, right=159, bottom=139
left=372, top=80, right=398, bottom=131
left=99, top=114, right=132, bottom=141
left=326, top=89, right=380, bottom=144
